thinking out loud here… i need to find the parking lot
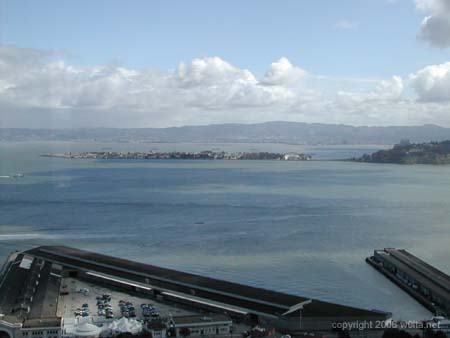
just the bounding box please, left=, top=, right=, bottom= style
left=57, top=277, right=198, bottom=325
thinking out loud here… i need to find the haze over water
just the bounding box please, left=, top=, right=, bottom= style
left=1, top=141, right=449, bottom=321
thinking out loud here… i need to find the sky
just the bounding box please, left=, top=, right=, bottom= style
left=1, top=0, right=450, bottom=128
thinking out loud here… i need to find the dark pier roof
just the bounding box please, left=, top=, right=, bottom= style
left=25, top=245, right=389, bottom=319
left=0, top=253, right=33, bottom=319
left=385, top=249, right=450, bottom=294
left=376, top=249, right=450, bottom=303
left=0, top=252, right=61, bottom=327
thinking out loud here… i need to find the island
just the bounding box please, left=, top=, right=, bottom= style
left=41, top=150, right=312, bottom=161
left=353, top=140, right=450, bottom=164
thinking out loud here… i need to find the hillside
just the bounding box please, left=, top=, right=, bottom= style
left=2, top=122, right=450, bottom=145
left=354, top=140, right=450, bottom=164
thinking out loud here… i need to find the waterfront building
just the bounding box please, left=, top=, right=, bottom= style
left=0, top=251, right=62, bottom=338
left=0, top=314, right=62, bottom=338
left=169, top=314, right=232, bottom=337
left=70, top=322, right=101, bottom=338
left=1, top=246, right=390, bottom=337
left=145, top=321, right=167, bottom=338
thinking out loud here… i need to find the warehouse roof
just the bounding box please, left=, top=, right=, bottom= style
left=25, top=245, right=389, bottom=319
left=22, top=318, right=62, bottom=328
left=385, top=249, right=450, bottom=294
left=377, top=250, right=450, bottom=301
left=0, top=252, right=61, bottom=328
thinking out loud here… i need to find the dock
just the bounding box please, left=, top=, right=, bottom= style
left=4, top=245, right=390, bottom=333
left=367, top=248, right=450, bottom=316
left=1, top=246, right=396, bottom=338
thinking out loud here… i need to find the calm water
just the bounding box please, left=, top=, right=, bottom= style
left=1, top=141, right=449, bottom=321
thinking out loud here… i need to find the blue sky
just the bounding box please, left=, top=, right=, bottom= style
left=1, top=0, right=445, bottom=76
left=1, top=0, right=450, bottom=127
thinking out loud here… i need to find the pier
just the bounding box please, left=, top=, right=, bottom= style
left=367, top=248, right=450, bottom=316
left=0, top=245, right=390, bottom=338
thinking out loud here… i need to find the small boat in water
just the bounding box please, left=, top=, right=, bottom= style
left=0, top=173, right=25, bottom=179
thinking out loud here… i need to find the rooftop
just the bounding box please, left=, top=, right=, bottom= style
left=22, top=317, right=62, bottom=328
left=171, top=314, right=232, bottom=325
left=0, top=253, right=37, bottom=319
left=385, top=249, right=450, bottom=294
left=376, top=249, right=450, bottom=302
left=0, top=252, right=62, bottom=328
left=0, top=315, right=22, bottom=325
left=25, top=245, right=390, bottom=319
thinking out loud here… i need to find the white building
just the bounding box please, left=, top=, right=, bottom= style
left=0, top=315, right=62, bottom=338
left=0, top=315, right=23, bottom=338
left=170, top=315, right=232, bottom=337
left=70, top=323, right=101, bottom=338
left=283, top=153, right=309, bottom=161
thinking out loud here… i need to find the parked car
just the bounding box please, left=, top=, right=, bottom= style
left=77, top=288, right=89, bottom=295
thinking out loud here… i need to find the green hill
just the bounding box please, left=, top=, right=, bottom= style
left=354, top=140, right=450, bottom=164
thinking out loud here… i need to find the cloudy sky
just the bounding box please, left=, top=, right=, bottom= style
left=1, top=0, right=450, bottom=128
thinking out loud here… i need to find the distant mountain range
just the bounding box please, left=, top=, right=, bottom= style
left=2, top=122, right=450, bottom=145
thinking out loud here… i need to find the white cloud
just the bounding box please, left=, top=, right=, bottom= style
left=410, top=61, right=450, bottom=101
left=416, top=0, right=450, bottom=14
left=176, top=57, right=257, bottom=87
left=173, top=57, right=296, bottom=110
left=261, top=57, right=308, bottom=86
left=0, top=46, right=299, bottom=127
left=1, top=45, right=450, bottom=128
left=376, top=76, right=404, bottom=99
left=416, top=0, right=450, bottom=48
left=336, top=76, right=404, bottom=104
